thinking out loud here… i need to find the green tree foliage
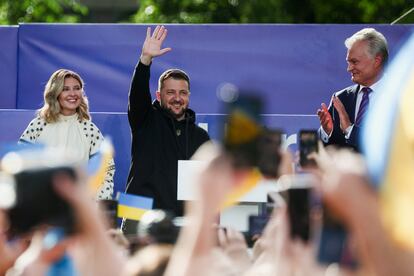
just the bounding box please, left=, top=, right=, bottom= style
left=131, top=0, right=414, bottom=24
left=0, top=0, right=88, bottom=24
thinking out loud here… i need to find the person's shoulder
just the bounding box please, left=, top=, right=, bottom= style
left=188, top=110, right=209, bottom=135
left=30, top=114, right=45, bottom=123
left=86, top=119, right=98, bottom=128
left=194, top=124, right=210, bottom=139
left=26, top=115, right=47, bottom=129
left=20, top=115, right=47, bottom=143
left=334, top=84, right=358, bottom=97
left=81, top=119, right=105, bottom=152
left=83, top=119, right=103, bottom=136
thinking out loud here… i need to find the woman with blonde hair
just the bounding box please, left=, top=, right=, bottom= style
left=19, top=69, right=114, bottom=199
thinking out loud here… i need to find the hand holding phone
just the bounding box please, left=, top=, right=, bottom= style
left=257, top=129, right=282, bottom=178
left=317, top=205, right=358, bottom=268
left=6, top=166, right=77, bottom=237
left=99, top=199, right=118, bottom=229
left=287, top=187, right=311, bottom=242
left=299, top=130, right=319, bottom=168
left=278, top=174, right=316, bottom=242
left=222, top=94, right=283, bottom=177
left=248, top=215, right=270, bottom=238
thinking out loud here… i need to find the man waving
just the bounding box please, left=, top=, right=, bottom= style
left=125, top=25, right=210, bottom=231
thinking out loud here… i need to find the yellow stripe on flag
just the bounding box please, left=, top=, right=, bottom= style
left=221, top=168, right=262, bottom=209
left=89, top=140, right=113, bottom=196
left=380, top=72, right=414, bottom=249
left=118, top=205, right=147, bottom=221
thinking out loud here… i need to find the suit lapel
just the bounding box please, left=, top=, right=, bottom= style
left=346, top=85, right=359, bottom=123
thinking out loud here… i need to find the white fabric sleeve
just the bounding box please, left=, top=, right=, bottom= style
left=89, top=122, right=115, bottom=200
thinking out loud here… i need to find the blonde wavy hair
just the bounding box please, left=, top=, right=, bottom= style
left=38, top=69, right=90, bottom=123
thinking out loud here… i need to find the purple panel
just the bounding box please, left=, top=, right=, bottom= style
left=17, top=24, right=413, bottom=115
left=0, top=26, right=18, bottom=108
left=0, top=110, right=36, bottom=142
left=17, top=24, right=139, bottom=112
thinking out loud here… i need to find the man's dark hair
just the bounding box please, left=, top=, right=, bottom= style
left=158, top=69, right=190, bottom=91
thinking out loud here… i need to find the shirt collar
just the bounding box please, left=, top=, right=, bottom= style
left=358, top=77, right=383, bottom=93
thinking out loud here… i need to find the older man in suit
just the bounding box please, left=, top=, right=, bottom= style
left=317, top=28, right=388, bottom=151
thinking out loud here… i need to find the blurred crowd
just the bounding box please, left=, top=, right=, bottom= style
left=1, top=140, right=413, bottom=276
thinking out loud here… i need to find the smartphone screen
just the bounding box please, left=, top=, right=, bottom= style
left=7, top=166, right=77, bottom=237
left=223, top=94, right=263, bottom=169
left=317, top=205, right=358, bottom=268
left=248, top=215, right=270, bottom=237
left=287, top=187, right=311, bottom=242
left=99, top=199, right=118, bottom=229
left=299, top=130, right=318, bottom=168
left=257, top=129, right=282, bottom=178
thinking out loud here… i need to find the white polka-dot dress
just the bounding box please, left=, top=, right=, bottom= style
left=19, top=114, right=115, bottom=200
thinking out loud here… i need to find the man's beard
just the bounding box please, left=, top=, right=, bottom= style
left=161, top=104, right=187, bottom=120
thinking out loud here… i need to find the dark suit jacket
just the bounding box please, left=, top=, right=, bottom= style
left=320, top=84, right=362, bottom=151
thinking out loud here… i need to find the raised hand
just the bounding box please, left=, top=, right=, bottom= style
left=140, top=25, right=172, bottom=65
left=332, top=96, right=351, bottom=132
left=217, top=227, right=251, bottom=273
left=0, top=211, right=28, bottom=275
left=317, top=103, right=333, bottom=135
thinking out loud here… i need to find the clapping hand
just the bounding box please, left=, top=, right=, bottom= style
left=332, top=96, right=351, bottom=133
left=317, top=103, right=333, bottom=135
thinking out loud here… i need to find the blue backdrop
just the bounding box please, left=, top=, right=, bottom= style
left=0, top=24, right=413, bottom=195
left=0, top=26, right=18, bottom=109
left=6, top=24, right=412, bottom=113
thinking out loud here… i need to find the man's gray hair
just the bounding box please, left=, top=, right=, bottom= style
left=345, top=28, right=389, bottom=66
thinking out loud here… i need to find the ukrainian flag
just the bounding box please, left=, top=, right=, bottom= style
left=221, top=95, right=264, bottom=209
left=116, top=192, right=153, bottom=221
left=88, top=139, right=113, bottom=196
left=362, top=31, right=414, bottom=249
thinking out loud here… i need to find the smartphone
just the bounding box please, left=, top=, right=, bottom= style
left=317, top=205, right=358, bottom=268
left=248, top=215, right=270, bottom=237
left=223, top=94, right=263, bottom=169
left=266, top=192, right=277, bottom=215
left=266, top=191, right=286, bottom=216
left=287, top=187, right=311, bottom=242
left=257, top=129, right=282, bottom=179
left=7, top=166, right=77, bottom=237
left=278, top=174, right=316, bottom=242
left=222, top=94, right=284, bottom=178
left=99, top=199, right=118, bottom=229
left=299, top=130, right=319, bottom=168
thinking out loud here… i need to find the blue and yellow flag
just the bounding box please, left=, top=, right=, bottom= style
left=221, top=168, right=262, bottom=210
left=362, top=32, right=414, bottom=249
left=116, top=192, right=153, bottom=221
left=87, top=139, right=113, bottom=196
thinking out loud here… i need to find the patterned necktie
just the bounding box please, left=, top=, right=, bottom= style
left=355, top=87, right=372, bottom=126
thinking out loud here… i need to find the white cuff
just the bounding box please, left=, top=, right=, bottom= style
left=344, top=125, right=354, bottom=139
left=319, top=127, right=331, bottom=143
